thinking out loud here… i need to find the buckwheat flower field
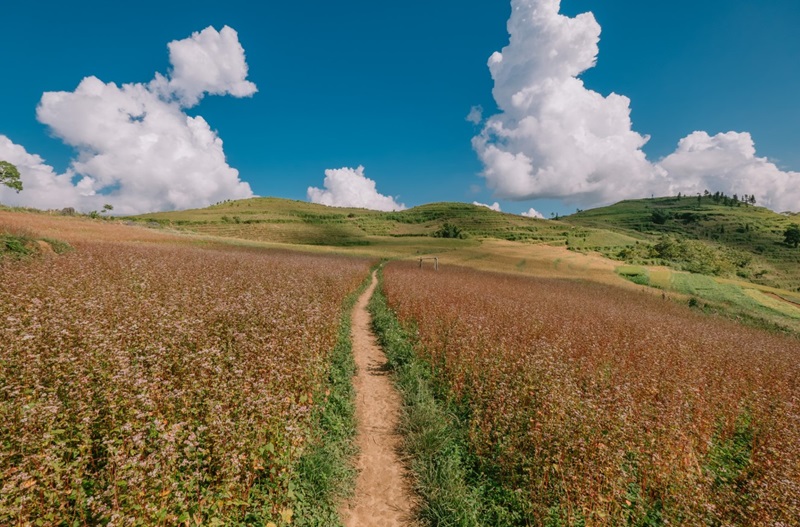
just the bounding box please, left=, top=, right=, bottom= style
left=382, top=262, right=800, bottom=526
left=0, top=238, right=368, bottom=525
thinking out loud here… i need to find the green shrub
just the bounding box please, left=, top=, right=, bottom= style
left=617, top=266, right=650, bottom=286
left=433, top=223, right=467, bottom=239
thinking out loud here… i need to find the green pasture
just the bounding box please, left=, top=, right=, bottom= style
left=567, top=195, right=800, bottom=291
left=617, top=263, right=800, bottom=332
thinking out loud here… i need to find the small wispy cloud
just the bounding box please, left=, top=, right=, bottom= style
left=307, top=166, right=406, bottom=211
left=466, top=105, right=484, bottom=125
left=473, top=200, right=501, bottom=212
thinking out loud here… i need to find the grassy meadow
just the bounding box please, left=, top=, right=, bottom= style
left=131, top=198, right=637, bottom=254
left=129, top=196, right=800, bottom=332
left=2, top=194, right=800, bottom=526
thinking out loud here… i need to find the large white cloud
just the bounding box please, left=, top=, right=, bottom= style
left=474, top=0, right=800, bottom=212
left=307, top=166, right=406, bottom=211
left=153, top=26, right=258, bottom=107
left=473, top=0, right=664, bottom=207
left=0, top=26, right=255, bottom=214
left=659, top=131, right=800, bottom=212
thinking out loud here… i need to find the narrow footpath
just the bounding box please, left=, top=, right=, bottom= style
left=341, top=272, right=417, bottom=527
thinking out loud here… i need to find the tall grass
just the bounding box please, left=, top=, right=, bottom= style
left=382, top=262, right=800, bottom=526
left=0, top=242, right=368, bottom=525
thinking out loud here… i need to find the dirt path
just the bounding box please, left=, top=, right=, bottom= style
left=341, top=272, right=417, bottom=527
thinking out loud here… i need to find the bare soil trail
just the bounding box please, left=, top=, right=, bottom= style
left=341, top=272, right=417, bottom=527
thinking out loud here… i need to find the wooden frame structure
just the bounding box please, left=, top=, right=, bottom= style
left=418, top=257, right=439, bottom=271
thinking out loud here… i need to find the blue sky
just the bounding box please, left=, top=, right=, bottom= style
left=1, top=0, right=799, bottom=216
left=563, top=1, right=800, bottom=168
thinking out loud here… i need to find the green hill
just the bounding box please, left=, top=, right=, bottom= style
left=133, top=197, right=637, bottom=250
left=564, top=195, right=800, bottom=291
left=132, top=195, right=800, bottom=291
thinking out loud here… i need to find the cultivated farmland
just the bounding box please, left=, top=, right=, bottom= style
left=0, top=237, right=369, bottom=525
left=382, top=262, right=800, bottom=526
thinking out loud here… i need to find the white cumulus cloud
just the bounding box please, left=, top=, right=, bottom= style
left=153, top=26, right=257, bottom=107
left=472, top=0, right=663, bottom=208
left=307, top=166, right=406, bottom=212
left=474, top=0, right=800, bottom=212
left=659, top=131, right=800, bottom=212
left=0, top=136, right=82, bottom=210
left=473, top=201, right=502, bottom=212
left=521, top=207, right=545, bottom=219
left=0, top=26, right=255, bottom=214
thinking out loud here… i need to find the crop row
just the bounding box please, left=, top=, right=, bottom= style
left=0, top=241, right=368, bottom=526
left=382, top=262, right=800, bottom=526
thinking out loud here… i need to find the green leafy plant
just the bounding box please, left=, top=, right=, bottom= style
left=433, top=222, right=466, bottom=239
left=784, top=224, right=800, bottom=248
left=0, top=160, right=23, bottom=193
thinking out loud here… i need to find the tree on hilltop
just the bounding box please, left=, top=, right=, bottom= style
left=784, top=224, right=800, bottom=248
left=0, top=161, right=22, bottom=193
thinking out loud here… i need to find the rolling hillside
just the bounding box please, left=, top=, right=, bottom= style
left=129, top=195, right=800, bottom=293
left=564, top=195, right=800, bottom=291
left=132, top=197, right=637, bottom=251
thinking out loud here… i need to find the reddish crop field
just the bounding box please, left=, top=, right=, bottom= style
left=383, top=262, right=800, bottom=526
left=1, top=238, right=368, bottom=525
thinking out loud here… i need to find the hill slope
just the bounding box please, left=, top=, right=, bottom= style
left=132, top=195, right=800, bottom=291
left=133, top=197, right=637, bottom=250
left=564, top=196, right=800, bottom=291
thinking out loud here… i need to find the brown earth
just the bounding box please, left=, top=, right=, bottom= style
left=340, top=272, right=417, bottom=527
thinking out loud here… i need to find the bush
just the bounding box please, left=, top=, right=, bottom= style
left=1, top=233, right=34, bottom=257
left=433, top=223, right=467, bottom=239
left=618, top=235, right=752, bottom=278
left=651, top=209, right=670, bottom=225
